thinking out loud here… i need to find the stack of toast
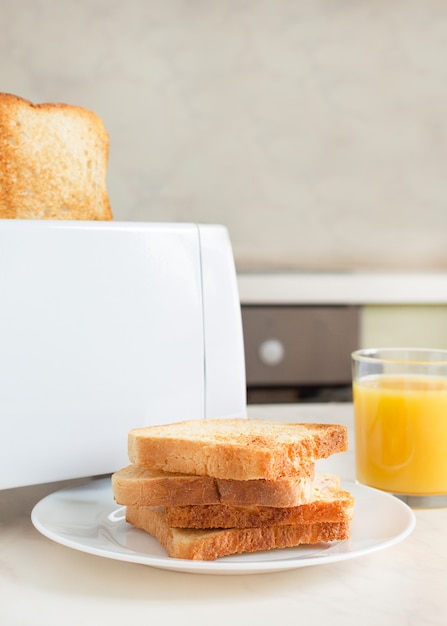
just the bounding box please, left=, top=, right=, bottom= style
left=112, top=418, right=354, bottom=561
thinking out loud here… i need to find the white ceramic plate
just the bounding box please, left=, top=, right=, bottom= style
left=31, top=477, right=415, bottom=575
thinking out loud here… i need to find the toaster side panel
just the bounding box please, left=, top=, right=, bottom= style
left=198, top=224, right=247, bottom=419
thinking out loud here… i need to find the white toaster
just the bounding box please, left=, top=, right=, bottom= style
left=0, top=221, right=246, bottom=489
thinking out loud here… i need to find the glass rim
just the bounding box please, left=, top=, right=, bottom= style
left=351, top=347, right=447, bottom=366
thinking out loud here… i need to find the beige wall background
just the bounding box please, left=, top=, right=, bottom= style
left=2, top=0, right=447, bottom=272
left=361, top=306, right=447, bottom=350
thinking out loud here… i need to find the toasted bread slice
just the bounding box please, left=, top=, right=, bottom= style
left=112, top=463, right=315, bottom=507
left=165, top=473, right=354, bottom=528
left=0, top=92, right=112, bottom=220
left=128, top=418, right=348, bottom=480
left=126, top=505, right=351, bottom=560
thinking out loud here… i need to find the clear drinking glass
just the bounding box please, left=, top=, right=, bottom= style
left=352, top=348, right=447, bottom=508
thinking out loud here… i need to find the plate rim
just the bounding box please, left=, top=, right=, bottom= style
left=31, top=477, right=416, bottom=575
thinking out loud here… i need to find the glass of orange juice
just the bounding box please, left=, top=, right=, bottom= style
left=352, top=348, right=447, bottom=508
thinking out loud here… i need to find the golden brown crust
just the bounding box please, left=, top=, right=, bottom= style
left=112, top=464, right=315, bottom=507
left=127, top=418, right=348, bottom=480
left=0, top=92, right=112, bottom=221
left=165, top=484, right=354, bottom=528
left=112, top=466, right=221, bottom=506
left=125, top=505, right=351, bottom=560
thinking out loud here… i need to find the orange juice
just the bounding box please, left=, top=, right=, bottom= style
left=353, top=375, right=447, bottom=495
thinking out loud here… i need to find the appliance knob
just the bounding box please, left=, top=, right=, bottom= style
left=258, top=339, right=285, bottom=366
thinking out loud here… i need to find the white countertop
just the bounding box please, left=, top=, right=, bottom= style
left=1, top=403, right=446, bottom=626
left=237, top=272, right=447, bottom=305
